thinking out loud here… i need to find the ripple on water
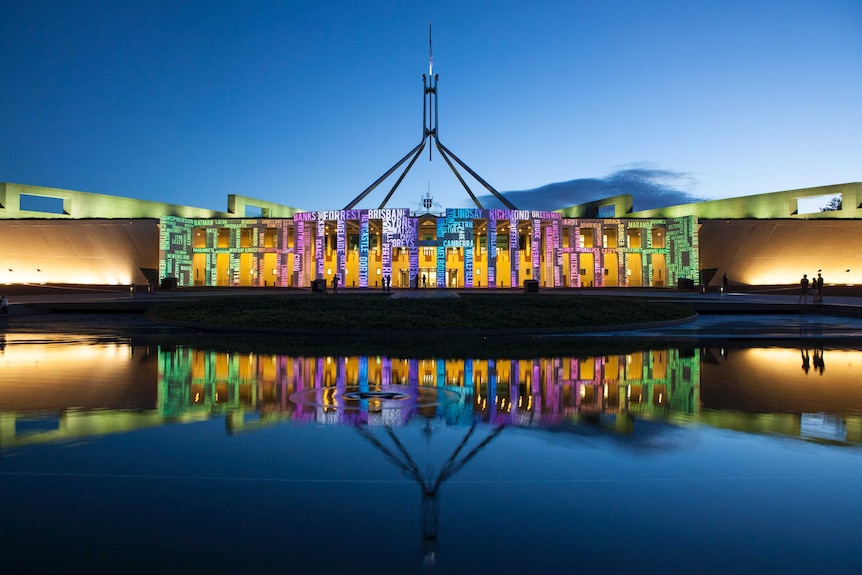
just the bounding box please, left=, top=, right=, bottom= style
left=290, top=385, right=460, bottom=411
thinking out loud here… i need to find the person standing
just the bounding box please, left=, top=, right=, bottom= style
left=798, top=274, right=809, bottom=303
left=331, top=274, right=338, bottom=294
left=816, top=272, right=824, bottom=303
left=0, top=293, right=7, bottom=314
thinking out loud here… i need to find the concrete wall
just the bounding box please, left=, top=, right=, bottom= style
left=558, top=194, right=633, bottom=218
left=627, top=182, right=862, bottom=220
left=0, top=219, right=159, bottom=285
left=0, top=182, right=302, bottom=220
left=699, top=219, right=862, bottom=286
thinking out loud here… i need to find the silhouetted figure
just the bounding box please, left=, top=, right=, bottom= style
left=0, top=293, right=8, bottom=314
left=815, top=273, right=824, bottom=303
left=801, top=349, right=810, bottom=374
left=422, top=273, right=427, bottom=288
left=813, top=348, right=825, bottom=375
left=331, top=274, right=338, bottom=294
left=798, top=274, right=809, bottom=303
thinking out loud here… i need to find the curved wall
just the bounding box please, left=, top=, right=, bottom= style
left=0, top=219, right=159, bottom=285
left=699, top=219, right=862, bottom=286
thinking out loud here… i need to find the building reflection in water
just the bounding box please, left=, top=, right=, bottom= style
left=701, top=346, right=862, bottom=444
left=3, top=338, right=862, bottom=448
left=157, top=346, right=700, bottom=431
left=0, top=335, right=160, bottom=449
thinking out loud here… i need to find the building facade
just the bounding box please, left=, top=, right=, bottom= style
left=159, top=209, right=698, bottom=289
left=3, top=180, right=861, bottom=289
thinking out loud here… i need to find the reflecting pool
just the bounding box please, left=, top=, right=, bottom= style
left=1, top=335, right=862, bottom=573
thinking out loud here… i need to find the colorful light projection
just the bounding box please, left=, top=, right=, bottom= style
left=435, top=217, right=446, bottom=288
left=487, top=211, right=497, bottom=288
left=7, top=342, right=862, bottom=448
left=359, top=211, right=369, bottom=287
left=156, top=347, right=701, bottom=426
left=294, top=218, right=304, bottom=279
left=160, top=212, right=698, bottom=289
left=509, top=215, right=519, bottom=288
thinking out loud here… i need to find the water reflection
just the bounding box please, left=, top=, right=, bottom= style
left=356, top=421, right=505, bottom=566
left=157, top=348, right=701, bottom=427
left=701, top=346, right=862, bottom=443
left=3, top=337, right=862, bottom=573
left=2, top=337, right=862, bottom=450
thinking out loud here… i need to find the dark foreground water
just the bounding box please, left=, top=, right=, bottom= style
left=1, top=335, right=861, bottom=574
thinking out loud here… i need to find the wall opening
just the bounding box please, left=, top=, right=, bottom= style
left=798, top=194, right=842, bottom=214
left=597, top=205, right=615, bottom=218
left=20, top=194, right=65, bottom=214
left=245, top=205, right=268, bottom=217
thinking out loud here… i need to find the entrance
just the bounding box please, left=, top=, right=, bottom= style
left=419, top=269, right=436, bottom=288
left=447, top=268, right=459, bottom=288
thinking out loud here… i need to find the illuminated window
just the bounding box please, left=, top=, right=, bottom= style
left=604, top=228, right=617, bottom=248
left=651, top=226, right=666, bottom=248
left=240, top=228, right=254, bottom=248
left=193, top=228, right=207, bottom=248
left=579, top=228, right=594, bottom=248
left=217, top=229, right=231, bottom=248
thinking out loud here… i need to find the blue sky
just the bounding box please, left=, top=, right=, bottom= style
left=1, top=0, right=859, bottom=212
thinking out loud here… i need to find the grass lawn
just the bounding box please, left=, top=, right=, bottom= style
left=146, top=293, right=694, bottom=333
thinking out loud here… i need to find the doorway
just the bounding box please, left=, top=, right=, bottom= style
left=447, top=268, right=459, bottom=288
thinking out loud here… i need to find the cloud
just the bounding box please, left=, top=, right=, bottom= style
left=477, top=164, right=700, bottom=212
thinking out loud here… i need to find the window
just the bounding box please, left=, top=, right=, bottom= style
left=579, top=228, right=594, bottom=248
left=240, top=228, right=254, bottom=248
left=217, top=229, right=231, bottom=248
left=651, top=227, right=666, bottom=248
